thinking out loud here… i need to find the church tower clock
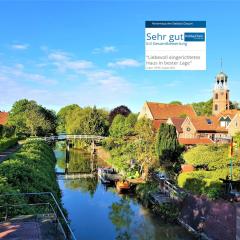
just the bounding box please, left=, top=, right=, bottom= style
left=212, top=71, right=230, bottom=115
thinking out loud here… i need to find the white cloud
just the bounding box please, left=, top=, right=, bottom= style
left=0, top=64, right=57, bottom=85
left=48, top=50, right=93, bottom=72
left=108, top=58, right=142, bottom=68
left=92, top=46, right=118, bottom=54
left=11, top=44, right=29, bottom=50
left=84, top=70, right=131, bottom=92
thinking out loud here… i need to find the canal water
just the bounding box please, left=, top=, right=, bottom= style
left=55, top=147, right=195, bottom=240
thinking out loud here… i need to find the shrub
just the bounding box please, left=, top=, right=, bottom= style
left=152, top=202, right=180, bottom=223
left=0, top=137, right=18, bottom=152
left=183, top=144, right=231, bottom=170
left=177, top=171, right=227, bottom=199
left=0, top=140, right=61, bottom=198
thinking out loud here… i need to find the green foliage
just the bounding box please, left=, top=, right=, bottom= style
left=62, top=105, right=109, bottom=136
left=65, top=178, right=98, bottom=197
left=0, top=140, right=61, bottom=198
left=183, top=144, right=231, bottom=170
left=192, top=99, right=213, bottom=116
left=0, top=125, right=15, bottom=138
left=169, top=101, right=182, bottom=105
left=109, top=114, right=127, bottom=137
left=177, top=171, right=224, bottom=199
left=83, top=106, right=108, bottom=135
left=0, top=137, right=18, bottom=152
left=156, top=123, right=182, bottom=165
left=152, top=202, right=180, bottom=223
left=57, top=104, right=80, bottom=133
left=135, top=181, right=158, bottom=207
left=105, top=118, right=157, bottom=178
left=8, top=99, right=57, bottom=136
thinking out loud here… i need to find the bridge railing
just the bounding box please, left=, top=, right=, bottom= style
left=29, top=134, right=106, bottom=142
left=0, top=192, right=77, bottom=240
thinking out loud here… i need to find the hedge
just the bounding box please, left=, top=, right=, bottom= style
left=0, top=137, right=18, bottom=152
left=183, top=144, right=234, bottom=170
left=0, top=140, right=61, bottom=213
left=177, top=168, right=240, bottom=199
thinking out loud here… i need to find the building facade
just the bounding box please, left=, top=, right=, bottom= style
left=212, top=72, right=230, bottom=115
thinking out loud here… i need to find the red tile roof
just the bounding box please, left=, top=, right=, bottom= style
left=0, top=112, right=8, bottom=125
left=179, top=137, right=214, bottom=145
left=217, top=109, right=240, bottom=119
left=168, top=117, right=185, bottom=133
left=146, top=102, right=196, bottom=120
left=188, top=116, right=227, bottom=133
left=152, top=119, right=167, bottom=130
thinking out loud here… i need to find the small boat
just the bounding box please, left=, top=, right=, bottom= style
left=116, top=180, right=131, bottom=193
left=98, top=168, right=117, bottom=184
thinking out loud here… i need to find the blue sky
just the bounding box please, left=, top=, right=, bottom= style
left=0, top=0, right=239, bottom=113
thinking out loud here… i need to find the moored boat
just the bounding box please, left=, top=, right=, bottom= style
left=116, top=180, right=131, bottom=193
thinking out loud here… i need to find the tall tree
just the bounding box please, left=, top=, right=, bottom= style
left=109, top=105, right=131, bottom=124
left=134, top=118, right=156, bottom=178
left=83, top=106, right=108, bottom=136
left=57, top=104, right=81, bottom=132
left=8, top=99, right=57, bottom=136
left=109, top=114, right=126, bottom=137
left=156, top=123, right=182, bottom=164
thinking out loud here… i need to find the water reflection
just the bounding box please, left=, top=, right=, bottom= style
left=64, top=178, right=98, bottom=197
left=55, top=148, right=195, bottom=240
left=109, top=197, right=133, bottom=240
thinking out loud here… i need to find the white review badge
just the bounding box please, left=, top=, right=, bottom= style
left=145, top=21, right=206, bottom=70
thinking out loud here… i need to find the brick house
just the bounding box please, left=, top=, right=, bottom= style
left=138, top=71, right=239, bottom=146
left=180, top=116, right=229, bottom=143
left=138, top=101, right=196, bottom=123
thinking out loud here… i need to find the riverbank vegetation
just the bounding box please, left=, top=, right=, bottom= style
left=0, top=140, right=61, bottom=213
left=0, top=137, right=18, bottom=152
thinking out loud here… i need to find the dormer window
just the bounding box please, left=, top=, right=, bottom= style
left=220, top=116, right=231, bottom=128
left=206, top=119, right=212, bottom=124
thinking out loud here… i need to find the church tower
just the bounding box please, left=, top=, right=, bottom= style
left=212, top=71, right=230, bottom=115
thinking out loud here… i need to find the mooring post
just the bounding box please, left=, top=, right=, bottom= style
left=65, top=140, right=70, bottom=174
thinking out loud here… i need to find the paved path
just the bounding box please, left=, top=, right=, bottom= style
left=0, top=220, right=41, bottom=240
left=0, top=145, right=20, bottom=163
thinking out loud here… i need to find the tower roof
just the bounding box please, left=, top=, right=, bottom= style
left=216, top=71, right=228, bottom=79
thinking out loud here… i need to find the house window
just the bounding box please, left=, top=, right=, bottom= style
left=215, top=104, right=218, bottom=111
left=215, top=93, right=218, bottom=99
left=206, top=119, right=212, bottom=124
left=226, top=93, right=228, bottom=100
left=235, top=121, right=238, bottom=128
left=186, top=127, right=191, bottom=131
left=220, top=121, right=225, bottom=127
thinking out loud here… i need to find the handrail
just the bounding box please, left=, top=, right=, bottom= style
left=29, top=134, right=106, bottom=142
left=0, top=192, right=77, bottom=240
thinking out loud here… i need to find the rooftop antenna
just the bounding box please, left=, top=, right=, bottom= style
left=221, top=57, right=223, bottom=72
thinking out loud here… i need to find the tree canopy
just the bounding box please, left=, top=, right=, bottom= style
left=192, top=99, right=213, bottom=116
left=109, top=105, right=131, bottom=124
left=8, top=99, right=57, bottom=136
left=59, top=105, right=109, bottom=136
left=155, top=123, right=183, bottom=167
